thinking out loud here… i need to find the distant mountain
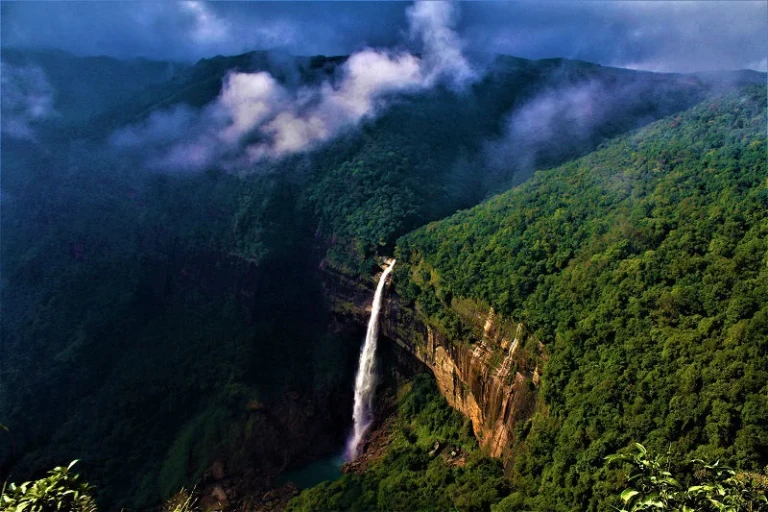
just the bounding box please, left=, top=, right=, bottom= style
left=1, top=48, right=184, bottom=128
left=1, top=48, right=764, bottom=509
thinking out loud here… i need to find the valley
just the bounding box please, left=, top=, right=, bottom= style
left=1, top=5, right=767, bottom=510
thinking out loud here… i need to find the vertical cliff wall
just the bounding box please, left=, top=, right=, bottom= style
left=322, top=266, right=545, bottom=458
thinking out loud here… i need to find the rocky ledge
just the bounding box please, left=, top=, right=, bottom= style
left=323, top=264, right=546, bottom=459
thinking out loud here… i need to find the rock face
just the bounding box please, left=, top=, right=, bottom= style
left=380, top=298, right=544, bottom=458
left=323, top=266, right=545, bottom=459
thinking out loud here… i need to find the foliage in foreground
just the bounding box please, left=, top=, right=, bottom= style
left=163, top=488, right=200, bottom=512
left=0, top=466, right=203, bottom=512
left=606, top=444, right=768, bottom=512
left=1, top=461, right=96, bottom=512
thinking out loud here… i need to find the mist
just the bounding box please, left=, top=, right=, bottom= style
left=111, top=1, right=476, bottom=171
left=3, top=1, right=765, bottom=73
left=1, top=63, right=56, bottom=140
left=3, top=1, right=763, bottom=176
left=485, top=81, right=613, bottom=175
left=481, top=69, right=708, bottom=186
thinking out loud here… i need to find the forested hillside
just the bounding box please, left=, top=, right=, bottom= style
left=1, top=44, right=765, bottom=510
left=288, top=374, right=509, bottom=512
left=395, top=85, right=768, bottom=510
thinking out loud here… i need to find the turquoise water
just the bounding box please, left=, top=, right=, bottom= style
left=277, top=453, right=345, bottom=489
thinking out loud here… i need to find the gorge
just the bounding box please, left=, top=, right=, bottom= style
left=1, top=14, right=766, bottom=510
left=325, top=263, right=543, bottom=462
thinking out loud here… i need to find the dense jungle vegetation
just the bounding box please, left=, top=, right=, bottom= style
left=287, top=374, right=509, bottom=512
left=395, top=85, right=768, bottom=510
left=1, top=46, right=766, bottom=511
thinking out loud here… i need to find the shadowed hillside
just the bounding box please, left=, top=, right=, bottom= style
left=1, top=44, right=765, bottom=510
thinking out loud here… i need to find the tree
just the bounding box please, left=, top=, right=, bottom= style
left=606, top=444, right=768, bottom=511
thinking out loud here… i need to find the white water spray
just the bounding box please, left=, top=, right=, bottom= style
left=345, top=259, right=395, bottom=461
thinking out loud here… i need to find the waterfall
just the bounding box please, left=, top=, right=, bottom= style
left=345, top=259, right=395, bottom=461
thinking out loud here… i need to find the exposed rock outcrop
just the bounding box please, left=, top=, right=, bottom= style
left=323, top=265, right=545, bottom=459
left=380, top=299, right=544, bottom=458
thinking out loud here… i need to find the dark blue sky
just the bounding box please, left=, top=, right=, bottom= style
left=2, top=1, right=766, bottom=73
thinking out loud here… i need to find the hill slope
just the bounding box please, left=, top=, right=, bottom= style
left=394, top=85, right=767, bottom=510
left=1, top=47, right=764, bottom=509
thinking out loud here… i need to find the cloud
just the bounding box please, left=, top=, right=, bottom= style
left=601, top=2, right=768, bottom=73
left=112, top=1, right=476, bottom=170
left=3, top=1, right=764, bottom=73
left=180, top=1, right=230, bottom=45
left=218, top=72, right=288, bottom=144
left=0, top=2, right=405, bottom=61
left=110, top=49, right=424, bottom=169
left=484, top=81, right=604, bottom=174
left=483, top=72, right=697, bottom=178
left=248, top=49, right=424, bottom=159
left=1, top=63, right=56, bottom=139
left=745, top=58, right=768, bottom=73
left=460, top=2, right=767, bottom=73
left=110, top=104, right=209, bottom=169
left=407, top=1, right=476, bottom=87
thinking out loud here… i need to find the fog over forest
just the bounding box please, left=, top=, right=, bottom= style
left=1, top=2, right=766, bottom=512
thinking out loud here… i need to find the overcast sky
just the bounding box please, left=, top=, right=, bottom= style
left=2, top=1, right=766, bottom=73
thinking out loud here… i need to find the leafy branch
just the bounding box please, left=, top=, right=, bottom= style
left=1, top=460, right=97, bottom=512
left=606, top=444, right=768, bottom=512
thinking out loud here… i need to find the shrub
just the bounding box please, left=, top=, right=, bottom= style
left=606, top=443, right=768, bottom=511
left=1, top=461, right=97, bottom=512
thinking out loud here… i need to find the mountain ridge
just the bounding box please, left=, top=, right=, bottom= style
left=1, top=47, right=765, bottom=510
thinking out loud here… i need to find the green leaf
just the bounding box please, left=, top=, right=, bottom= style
left=621, top=489, right=640, bottom=503
left=660, top=476, right=681, bottom=488
left=688, top=485, right=714, bottom=493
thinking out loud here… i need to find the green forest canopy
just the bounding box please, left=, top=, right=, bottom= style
left=395, top=85, right=767, bottom=510
left=1, top=46, right=765, bottom=510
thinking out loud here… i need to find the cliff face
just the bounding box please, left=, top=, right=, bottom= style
left=323, top=266, right=545, bottom=458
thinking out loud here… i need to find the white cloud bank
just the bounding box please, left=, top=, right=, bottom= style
left=112, top=1, right=476, bottom=171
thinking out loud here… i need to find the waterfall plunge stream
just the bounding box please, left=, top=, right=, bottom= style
left=345, top=259, right=395, bottom=461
